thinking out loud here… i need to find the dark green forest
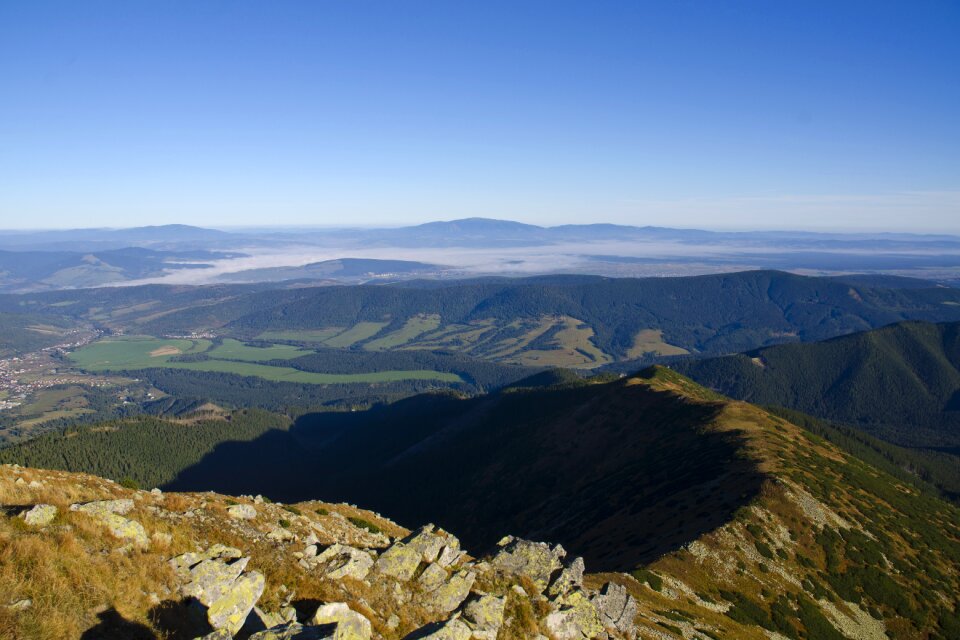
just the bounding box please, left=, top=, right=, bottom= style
left=0, top=409, right=289, bottom=489
left=674, top=320, right=960, bottom=448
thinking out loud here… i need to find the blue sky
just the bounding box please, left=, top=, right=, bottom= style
left=1, top=1, right=958, bottom=231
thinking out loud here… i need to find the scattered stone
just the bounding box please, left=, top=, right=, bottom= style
left=462, top=594, right=506, bottom=640
left=228, top=504, right=257, bottom=520
left=151, top=488, right=163, bottom=496
left=197, top=630, right=233, bottom=640
left=311, top=602, right=372, bottom=640
left=6, top=599, right=33, bottom=611
left=28, top=480, right=42, bottom=489
left=20, top=504, right=57, bottom=527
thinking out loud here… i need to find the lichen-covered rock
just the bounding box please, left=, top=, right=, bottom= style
left=249, top=621, right=336, bottom=639
left=462, top=594, right=506, bottom=640
left=490, top=536, right=565, bottom=593
left=548, top=556, right=584, bottom=598
left=543, top=590, right=604, bottom=640
left=418, top=563, right=449, bottom=591
left=70, top=498, right=134, bottom=516
left=376, top=542, right=422, bottom=581
left=591, top=582, right=638, bottom=639
left=403, top=617, right=472, bottom=640
left=427, top=570, right=476, bottom=614
left=207, top=570, right=266, bottom=635
left=99, top=512, right=150, bottom=547
left=436, top=541, right=463, bottom=568
left=403, top=524, right=446, bottom=563
left=21, top=504, right=57, bottom=527
left=228, top=503, right=257, bottom=520
left=311, top=602, right=372, bottom=640
left=197, top=630, right=233, bottom=640
left=268, top=526, right=295, bottom=542
left=313, top=544, right=375, bottom=580
left=182, top=557, right=250, bottom=604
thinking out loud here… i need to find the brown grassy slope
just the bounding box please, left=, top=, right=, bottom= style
left=611, top=367, right=960, bottom=640
left=0, top=468, right=408, bottom=640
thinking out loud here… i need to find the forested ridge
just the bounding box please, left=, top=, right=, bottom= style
left=674, top=320, right=960, bottom=448
left=137, top=270, right=960, bottom=358
left=0, top=409, right=289, bottom=489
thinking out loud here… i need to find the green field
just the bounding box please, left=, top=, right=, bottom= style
left=365, top=314, right=441, bottom=351
left=208, top=338, right=313, bottom=361
left=68, top=336, right=212, bottom=370
left=164, top=360, right=460, bottom=384
left=257, top=328, right=344, bottom=343
left=323, top=322, right=389, bottom=348
left=69, top=336, right=462, bottom=385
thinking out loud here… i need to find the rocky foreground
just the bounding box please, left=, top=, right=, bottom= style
left=0, top=464, right=639, bottom=640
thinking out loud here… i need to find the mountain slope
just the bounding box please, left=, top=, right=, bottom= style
left=674, top=320, right=960, bottom=449
left=5, top=368, right=958, bottom=638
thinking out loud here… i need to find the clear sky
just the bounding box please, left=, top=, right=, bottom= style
left=1, top=1, right=958, bottom=231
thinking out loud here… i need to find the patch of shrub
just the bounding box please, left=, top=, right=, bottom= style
left=347, top=516, right=381, bottom=534
left=632, top=569, right=663, bottom=592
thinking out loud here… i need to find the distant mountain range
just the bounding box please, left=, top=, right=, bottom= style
left=2, top=219, right=960, bottom=290
left=0, top=247, right=240, bottom=293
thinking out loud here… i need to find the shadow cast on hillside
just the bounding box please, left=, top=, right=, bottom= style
left=80, top=609, right=156, bottom=640
left=164, top=381, right=766, bottom=571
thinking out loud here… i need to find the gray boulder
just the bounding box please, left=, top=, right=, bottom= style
left=206, top=571, right=266, bottom=635
left=21, top=504, right=57, bottom=527
left=403, top=617, right=472, bottom=640
left=490, top=536, right=565, bottom=593
left=313, top=544, right=374, bottom=580
left=462, top=594, right=506, bottom=640
left=426, top=570, right=476, bottom=614
left=311, top=602, right=372, bottom=640
left=543, top=590, right=604, bottom=640
left=249, top=621, right=336, bottom=639
left=375, top=542, right=422, bottom=581
left=591, top=582, right=638, bottom=639
left=70, top=499, right=134, bottom=516
left=547, top=557, right=585, bottom=598
left=227, top=504, right=257, bottom=520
